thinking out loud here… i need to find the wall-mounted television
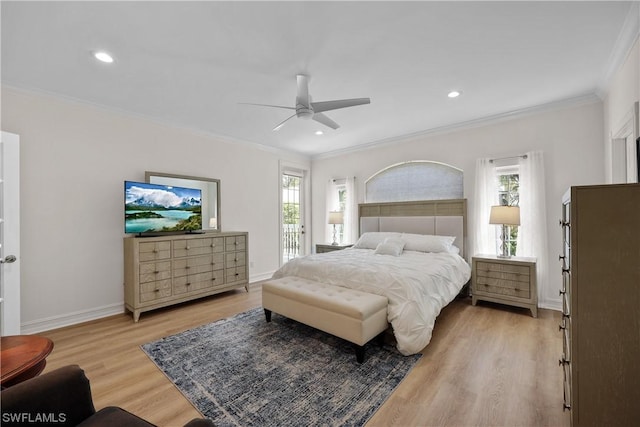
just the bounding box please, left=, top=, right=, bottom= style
left=124, top=180, right=202, bottom=234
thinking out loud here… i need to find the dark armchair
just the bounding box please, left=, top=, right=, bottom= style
left=0, top=365, right=214, bottom=427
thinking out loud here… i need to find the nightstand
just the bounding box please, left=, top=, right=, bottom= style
left=471, top=254, right=538, bottom=317
left=316, top=243, right=353, bottom=254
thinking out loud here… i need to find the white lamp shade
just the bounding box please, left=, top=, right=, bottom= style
left=489, top=205, right=520, bottom=226
left=328, top=211, right=344, bottom=225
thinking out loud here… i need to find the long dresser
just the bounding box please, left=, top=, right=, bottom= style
left=559, top=184, right=640, bottom=426
left=124, top=232, right=248, bottom=322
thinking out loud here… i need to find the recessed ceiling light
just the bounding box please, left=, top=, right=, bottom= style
left=447, top=90, right=461, bottom=98
left=315, top=130, right=324, bottom=135
left=93, top=51, right=114, bottom=63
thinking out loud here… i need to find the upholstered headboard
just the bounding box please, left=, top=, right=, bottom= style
left=359, top=199, right=467, bottom=259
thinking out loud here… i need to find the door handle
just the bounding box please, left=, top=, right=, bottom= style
left=0, top=255, right=17, bottom=264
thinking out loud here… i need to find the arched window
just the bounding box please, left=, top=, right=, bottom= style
left=365, top=160, right=463, bottom=203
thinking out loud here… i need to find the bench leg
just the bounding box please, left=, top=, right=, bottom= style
left=264, top=309, right=272, bottom=322
left=355, top=345, right=365, bottom=363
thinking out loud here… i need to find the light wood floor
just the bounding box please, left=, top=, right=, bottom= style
left=40, top=284, right=569, bottom=427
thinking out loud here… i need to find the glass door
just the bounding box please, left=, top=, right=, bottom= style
left=281, top=171, right=305, bottom=264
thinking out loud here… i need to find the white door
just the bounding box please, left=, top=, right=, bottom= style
left=1, top=131, right=21, bottom=335
left=281, top=170, right=307, bottom=264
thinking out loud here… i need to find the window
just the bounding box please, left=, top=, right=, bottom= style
left=496, top=165, right=519, bottom=256
left=326, top=177, right=356, bottom=245
left=327, top=179, right=346, bottom=244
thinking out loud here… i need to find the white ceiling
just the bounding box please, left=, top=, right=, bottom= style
left=1, top=1, right=635, bottom=157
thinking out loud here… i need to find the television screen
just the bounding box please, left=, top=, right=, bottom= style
left=125, top=181, right=202, bottom=234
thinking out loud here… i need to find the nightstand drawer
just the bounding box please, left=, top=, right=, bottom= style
left=476, top=261, right=530, bottom=280
left=475, top=277, right=530, bottom=298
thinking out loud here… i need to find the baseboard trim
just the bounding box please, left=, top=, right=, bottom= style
left=21, top=302, right=125, bottom=335
left=22, top=274, right=277, bottom=334
left=250, top=271, right=275, bottom=283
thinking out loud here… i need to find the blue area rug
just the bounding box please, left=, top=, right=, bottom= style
left=142, top=308, right=421, bottom=427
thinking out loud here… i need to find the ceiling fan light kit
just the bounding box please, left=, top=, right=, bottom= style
left=242, top=74, right=370, bottom=131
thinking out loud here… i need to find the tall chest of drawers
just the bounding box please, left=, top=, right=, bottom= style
left=559, top=184, right=640, bottom=426
left=124, top=232, right=248, bottom=322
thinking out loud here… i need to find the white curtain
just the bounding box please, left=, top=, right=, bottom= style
left=325, top=179, right=340, bottom=244
left=473, top=158, right=498, bottom=256
left=517, top=151, right=549, bottom=303
left=344, top=176, right=357, bottom=244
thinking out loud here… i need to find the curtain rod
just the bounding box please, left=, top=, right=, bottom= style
left=489, top=154, right=527, bottom=163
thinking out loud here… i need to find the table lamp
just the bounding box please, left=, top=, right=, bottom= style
left=328, top=211, right=344, bottom=245
left=489, top=205, right=520, bottom=258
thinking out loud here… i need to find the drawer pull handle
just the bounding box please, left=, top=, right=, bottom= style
left=153, top=249, right=158, bottom=253
left=186, top=246, right=190, bottom=250
left=154, top=289, right=160, bottom=293
left=212, top=278, right=216, bottom=281
left=186, top=283, right=191, bottom=286
left=235, top=273, right=239, bottom=276
left=154, top=271, right=159, bottom=274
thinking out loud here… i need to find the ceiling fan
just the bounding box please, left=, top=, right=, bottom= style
left=241, top=74, right=370, bottom=131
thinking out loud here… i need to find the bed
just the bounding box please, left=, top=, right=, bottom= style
left=272, top=199, right=471, bottom=356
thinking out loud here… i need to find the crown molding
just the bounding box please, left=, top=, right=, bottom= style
left=595, top=1, right=640, bottom=99
left=1, top=83, right=311, bottom=161
left=312, top=93, right=601, bottom=161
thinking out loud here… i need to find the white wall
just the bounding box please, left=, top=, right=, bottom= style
left=311, top=100, right=605, bottom=310
left=1, top=86, right=309, bottom=332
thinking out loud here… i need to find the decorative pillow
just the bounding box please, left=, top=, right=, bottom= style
left=353, top=232, right=402, bottom=249
left=401, top=233, right=456, bottom=253
left=374, top=238, right=406, bottom=256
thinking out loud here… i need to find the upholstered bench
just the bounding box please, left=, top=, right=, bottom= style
left=262, top=276, right=389, bottom=363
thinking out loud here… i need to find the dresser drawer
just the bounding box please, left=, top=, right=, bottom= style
left=139, top=279, right=172, bottom=303
left=173, top=237, right=216, bottom=257
left=226, top=266, right=246, bottom=283
left=173, top=254, right=223, bottom=277
left=139, top=261, right=171, bottom=283
left=138, top=241, right=171, bottom=262
left=225, top=252, right=246, bottom=267
left=173, top=270, right=224, bottom=294
left=225, top=235, right=246, bottom=251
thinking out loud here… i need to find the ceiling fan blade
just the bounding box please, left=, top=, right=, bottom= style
left=239, top=102, right=295, bottom=110
left=312, top=112, right=340, bottom=130
left=311, top=98, right=370, bottom=113
left=273, top=114, right=297, bottom=131
left=296, top=74, right=310, bottom=108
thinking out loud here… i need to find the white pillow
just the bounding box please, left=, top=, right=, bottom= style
left=401, top=233, right=456, bottom=253
left=353, top=232, right=402, bottom=249
left=374, top=238, right=405, bottom=256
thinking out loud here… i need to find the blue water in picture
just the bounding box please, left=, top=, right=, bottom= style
left=125, top=210, right=197, bottom=233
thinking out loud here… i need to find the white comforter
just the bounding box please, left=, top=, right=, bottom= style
left=272, top=248, right=471, bottom=355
